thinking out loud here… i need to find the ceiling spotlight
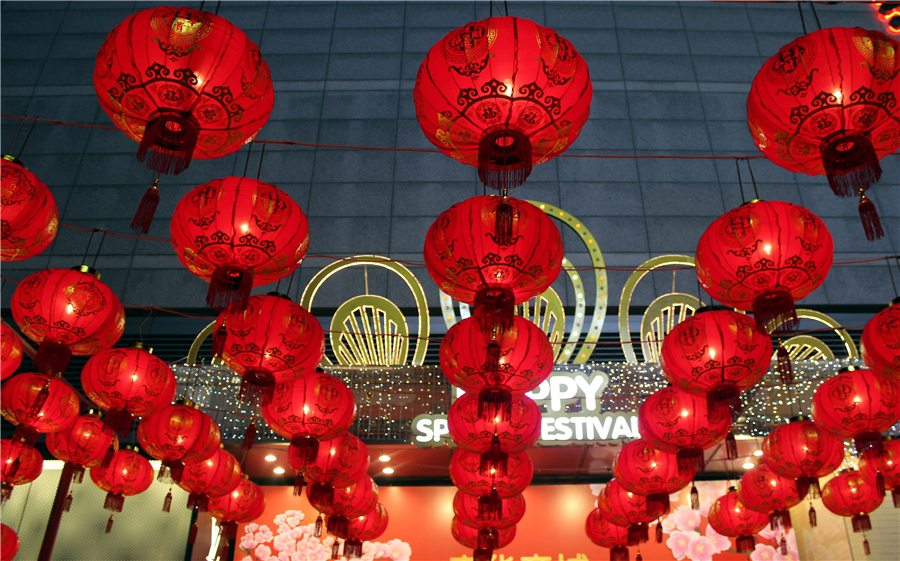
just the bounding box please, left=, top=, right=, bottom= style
left=378, top=455, right=391, bottom=462
left=742, top=462, right=755, bottom=470
left=382, top=467, right=394, bottom=474
left=264, top=455, right=277, bottom=462
left=273, top=467, right=285, bottom=475
left=753, top=450, right=763, bottom=457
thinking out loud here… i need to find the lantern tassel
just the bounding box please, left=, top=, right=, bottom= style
left=493, top=199, right=515, bottom=246
left=646, top=493, right=670, bottom=518
left=315, top=514, right=323, bottom=538
left=222, top=521, right=238, bottom=540
left=188, top=523, right=199, bottom=544
left=12, top=426, right=38, bottom=449
left=63, top=491, right=73, bottom=512
left=136, top=111, right=199, bottom=176
left=809, top=504, right=817, bottom=528
left=858, top=191, right=884, bottom=242
left=769, top=509, right=792, bottom=531
left=636, top=553, right=643, bottom=561
left=851, top=513, right=872, bottom=533
left=676, top=448, right=705, bottom=474
left=104, top=409, right=134, bottom=439
left=105, top=514, right=114, bottom=534
left=473, top=549, right=493, bottom=561
left=6, top=458, right=20, bottom=479
left=477, top=128, right=532, bottom=191
left=344, top=539, right=363, bottom=559
left=725, top=431, right=738, bottom=461
left=821, top=134, right=881, bottom=197
left=610, top=545, right=630, bottom=561
left=28, top=379, right=51, bottom=417
left=627, top=523, right=649, bottom=546
left=239, top=370, right=276, bottom=408
left=655, top=521, right=664, bottom=544
left=162, top=488, right=172, bottom=513
left=241, top=420, right=257, bottom=458
left=478, top=489, right=502, bottom=521
left=690, top=483, right=700, bottom=510
left=797, top=476, right=820, bottom=499
left=328, top=515, right=348, bottom=539
left=187, top=492, right=209, bottom=512
left=707, top=384, right=741, bottom=423
left=211, top=321, right=228, bottom=358
left=219, top=540, right=229, bottom=561
left=290, top=435, right=319, bottom=467
left=101, top=443, right=115, bottom=469
left=331, top=539, right=341, bottom=560
left=875, top=472, right=886, bottom=496
left=477, top=387, right=512, bottom=422
left=104, top=492, right=124, bottom=513
left=485, top=341, right=502, bottom=372
left=854, top=432, right=884, bottom=457
left=736, top=535, right=756, bottom=553
left=0, top=484, right=11, bottom=503
left=892, top=486, right=900, bottom=508
left=477, top=528, right=498, bottom=550
left=474, top=287, right=515, bottom=335
left=293, top=473, right=305, bottom=497
left=776, top=342, right=793, bottom=385
left=309, top=483, right=335, bottom=508
left=864, top=536, right=871, bottom=556
left=780, top=536, right=788, bottom=555
left=130, top=179, right=160, bottom=235
left=479, top=436, right=509, bottom=477
left=753, top=290, right=797, bottom=334
left=207, top=266, right=253, bottom=313
left=34, top=339, right=72, bottom=376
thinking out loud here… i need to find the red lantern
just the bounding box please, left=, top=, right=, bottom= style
left=861, top=299, right=900, bottom=381
left=585, top=509, right=630, bottom=561
left=762, top=416, right=844, bottom=497
left=708, top=487, right=769, bottom=554
left=1, top=437, right=43, bottom=503
left=597, top=480, right=656, bottom=546
left=90, top=447, right=154, bottom=533
left=637, top=386, right=731, bottom=473
left=423, top=195, right=563, bottom=330
left=137, top=400, right=221, bottom=484
left=739, top=463, right=805, bottom=531
left=94, top=6, right=273, bottom=175
left=748, top=28, right=900, bottom=240
left=612, top=439, right=695, bottom=518
left=46, top=412, right=119, bottom=483
left=342, top=503, right=389, bottom=559
left=11, top=266, right=125, bottom=375
left=451, top=449, right=533, bottom=499
left=1, top=523, right=19, bottom=561
left=294, top=432, right=369, bottom=500
left=213, top=293, right=324, bottom=405
left=81, top=342, right=177, bottom=437
left=1, top=155, right=58, bottom=262
left=262, top=371, right=356, bottom=466
left=1, top=323, right=23, bottom=381
left=448, top=392, right=541, bottom=476
left=415, top=17, right=592, bottom=190
left=1, top=372, right=80, bottom=447
left=441, top=315, right=553, bottom=419
left=208, top=478, right=266, bottom=541
left=695, top=200, right=833, bottom=333
left=453, top=489, right=525, bottom=530
left=170, top=177, right=310, bottom=311
left=452, top=516, right=516, bottom=561
left=309, top=474, right=378, bottom=539
left=811, top=366, right=900, bottom=456
left=178, top=447, right=243, bottom=512
left=859, top=437, right=900, bottom=508
left=660, top=308, right=772, bottom=421
left=822, top=469, right=884, bottom=532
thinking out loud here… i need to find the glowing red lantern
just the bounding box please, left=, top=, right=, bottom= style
left=342, top=503, right=389, bottom=559
left=208, top=478, right=266, bottom=541
left=822, top=469, right=884, bottom=532
left=137, top=400, right=221, bottom=484
left=415, top=16, right=592, bottom=190
left=811, top=366, right=900, bottom=456
left=585, top=509, right=630, bottom=561
left=452, top=516, right=516, bottom=561
left=762, top=416, right=844, bottom=497
left=213, top=293, right=324, bottom=405
left=0, top=323, right=23, bottom=380
left=1, top=437, right=43, bottom=503
left=1, top=372, right=80, bottom=446
left=453, top=489, right=525, bottom=530
left=748, top=28, right=900, bottom=240
left=81, top=342, right=177, bottom=437
left=637, top=386, right=731, bottom=473
left=596, top=479, right=656, bottom=546
left=11, top=266, right=125, bottom=375
left=613, top=439, right=695, bottom=518
left=451, top=449, right=533, bottom=498
left=90, top=447, right=154, bottom=533
left=708, top=487, right=769, bottom=553
left=695, top=200, right=833, bottom=333
left=295, top=432, right=369, bottom=500
left=170, top=177, right=310, bottom=311
left=46, top=412, right=119, bottom=483
left=861, top=299, right=900, bottom=381
left=310, top=474, right=378, bottom=539
left=739, top=463, right=805, bottom=531
left=423, top=195, right=563, bottom=330
left=1, top=155, right=58, bottom=262
left=859, top=437, right=900, bottom=508
left=1, top=523, right=19, bottom=561
left=178, top=447, right=242, bottom=512
left=94, top=6, right=273, bottom=175
left=661, top=308, right=772, bottom=420
left=441, top=315, right=553, bottom=419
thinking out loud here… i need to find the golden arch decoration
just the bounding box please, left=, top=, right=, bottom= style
left=330, top=295, right=409, bottom=366
left=772, top=309, right=858, bottom=360
left=439, top=201, right=609, bottom=364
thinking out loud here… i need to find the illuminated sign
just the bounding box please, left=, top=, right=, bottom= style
left=876, top=3, right=900, bottom=34
left=411, top=365, right=640, bottom=447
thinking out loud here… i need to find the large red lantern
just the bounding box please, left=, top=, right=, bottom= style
left=341, top=503, right=389, bottom=559
left=262, top=371, right=355, bottom=464
left=597, top=480, right=656, bottom=546
left=637, top=386, right=731, bottom=473
left=613, top=439, right=695, bottom=518
left=423, top=196, right=563, bottom=329
left=90, top=447, right=154, bottom=533
left=1, top=155, right=58, bottom=262
left=11, top=267, right=125, bottom=375
left=1, top=323, right=23, bottom=380
left=748, top=28, right=900, bottom=240
left=1, top=523, right=19, bottom=561
left=451, top=449, right=533, bottom=498
left=660, top=308, right=772, bottom=421
left=170, top=177, right=310, bottom=311
left=811, top=366, right=900, bottom=456
left=310, top=474, right=378, bottom=539
left=441, top=315, right=553, bottom=419
left=859, top=437, right=900, bottom=508
left=452, top=516, right=516, bottom=561
left=415, top=16, right=592, bottom=190
left=81, top=343, right=177, bottom=437
left=860, top=299, right=900, bottom=381
left=739, top=463, right=805, bottom=531
left=708, top=487, right=770, bottom=554
left=212, top=293, right=324, bottom=405
left=295, top=432, right=369, bottom=500
left=762, top=416, right=844, bottom=497
left=585, top=509, right=630, bottom=561
left=178, top=447, right=242, bottom=512
left=1, top=437, right=43, bottom=503
left=695, top=200, right=833, bottom=333
left=137, top=400, right=221, bottom=484
left=46, top=412, right=119, bottom=483
left=453, top=489, right=525, bottom=530
left=208, top=478, right=266, bottom=541
left=94, top=6, right=273, bottom=175
left=1, top=372, right=80, bottom=447
left=822, top=469, right=884, bottom=532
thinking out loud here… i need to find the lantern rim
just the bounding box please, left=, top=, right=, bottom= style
left=789, top=414, right=810, bottom=423
left=70, top=265, right=101, bottom=279
left=890, top=297, right=900, bottom=307
left=130, top=342, right=153, bottom=354
left=266, top=292, right=292, bottom=301
left=1, top=154, right=24, bottom=167
left=838, top=365, right=861, bottom=374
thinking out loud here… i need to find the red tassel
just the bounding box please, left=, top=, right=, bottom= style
left=315, top=514, right=323, bottom=537
left=12, top=426, right=38, bottom=448
left=34, top=339, right=72, bottom=376
left=130, top=179, right=160, bottom=234
left=753, top=290, right=797, bottom=334
left=239, top=370, right=276, bottom=408
left=478, top=489, right=502, bottom=521
left=690, top=483, right=699, bottom=510
left=344, top=539, right=363, bottom=559
left=627, top=523, right=649, bottom=546
left=478, top=129, right=532, bottom=191
left=29, top=379, right=51, bottom=417
left=851, top=513, right=872, bottom=533
left=290, top=435, right=319, bottom=466
left=859, top=191, right=884, bottom=242
left=809, top=504, right=817, bottom=528
left=677, top=448, right=705, bottom=474
left=474, top=287, right=515, bottom=335
left=646, top=493, right=670, bottom=518
left=493, top=199, right=515, bottom=246
left=769, top=509, right=792, bottom=531
left=104, top=492, right=125, bottom=512
left=104, top=409, right=134, bottom=439
left=207, top=266, right=253, bottom=313
left=707, top=384, right=741, bottom=423
left=892, top=485, right=900, bottom=508
left=610, top=545, right=630, bottom=561
left=71, top=464, right=85, bottom=484
left=241, top=420, right=257, bottom=458
left=477, top=528, right=498, bottom=550
left=854, top=432, right=884, bottom=457
left=725, top=431, right=738, bottom=460
left=485, top=340, right=502, bottom=371
left=211, top=321, right=228, bottom=358
left=188, top=523, right=199, bottom=544
left=293, top=473, right=305, bottom=497
left=478, top=388, right=512, bottom=422
left=331, top=539, right=341, bottom=560
left=479, top=436, right=509, bottom=477
left=136, top=111, right=199, bottom=176
left=187, top=492, right=209, bottom=512
left=63, top=491, right=73, bottom=512
left=797, top=476, right=819, bottom=499
left=776, top=342, right=794, bottom=385
left=864, top=536, right=871, bottom=556
left=221, top=521, right=238, bottom=540
left=219, top=540, right=230, bottom=561
left=1, top=483, right=12, bottom=503
left=6, top=458, right=20, bottom=479
left=105, top=514, right=114, bottom=534
left=876, top=472, right=886, bottom=496
left=821, top=134, right=882, bottom=197
left=780, top=536, right=788, bottom=555
left=636, top=554, right=643, bottom=561
left=310, top=483, right=335, bottom=508
left=655, top=521, right=664, bottom=544
left=328, top=515, right=348, bottom=539
left=736, top=535, right=756, bottom=553
left=474, top=549, right=493, bottom=561
left=157, top=463, right=172, bottom=484
left=162, top=489, right=172, bottom=512
left=102, top=443, right=115, bottom=469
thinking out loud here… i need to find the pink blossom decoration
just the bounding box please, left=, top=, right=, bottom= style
left=688, top=536, right=716, bottom=561
left=667, top=530, right=696, bottom=560
left=750, top=544, right=778, bottom=561
left=672, top=505, right=703, bottom=533
left=704, top=525, right=731, bottom=554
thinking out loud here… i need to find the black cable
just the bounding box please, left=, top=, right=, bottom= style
left=256, top=142, right=267, bottom=181
left=745, top=158, right=760, bottom=200
left=888, top=257, right=899, bottom=298
left=81, top=229, right=99, bottom=266
left=504, top=0, right=509, bottom=16
left=7, top=119, right=24, bottom=155
left=214, top=1, right=221, bottom=16
left=243, top=142, right=253, bottom=177
left=798, top=2, right=808, bottom=35
left=809, top=1, right=822, bottom=30
left=735, top=159, right=746, bottom=203
left=91, top=231, right=108, bottom=268
left=15, top=119, right=37, bottom=159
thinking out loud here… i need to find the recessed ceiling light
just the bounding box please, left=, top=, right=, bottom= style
left=264, top=455, right=277, bottom=462
left=382, top=467, right=394, bottom=474
left=273, top=467, right=285, bottom=474
left=379, top=455, right=391, bottom=462
left=753, top=450, right=763, bottom=457
left=742, top=462, right=754, bottom=470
